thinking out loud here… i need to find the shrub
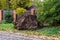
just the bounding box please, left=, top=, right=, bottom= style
left=16, top=8, right=27, bottom=16
left=36, top=0, right=60, bottom=26
left=4, top=12, right=13, bottom=23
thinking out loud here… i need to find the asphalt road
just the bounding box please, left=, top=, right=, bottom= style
left=0, top=32, right=45, bottom=40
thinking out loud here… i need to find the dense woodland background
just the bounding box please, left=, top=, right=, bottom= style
left=0, top=0, right=60, bottom=26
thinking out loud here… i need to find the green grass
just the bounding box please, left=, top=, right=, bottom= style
left=0, top=24, right=14, bottom=31
left=0, top=24, right=60, bottom=37
left=24, top=27, right=60, bottom=37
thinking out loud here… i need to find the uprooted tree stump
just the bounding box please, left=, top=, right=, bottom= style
left=14, top=14, right=43, bottom=30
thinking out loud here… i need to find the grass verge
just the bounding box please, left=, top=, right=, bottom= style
left=0, top=24, right=60, bottom=37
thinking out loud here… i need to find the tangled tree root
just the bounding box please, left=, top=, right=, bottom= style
left=14, top=15, right=43, bottom=30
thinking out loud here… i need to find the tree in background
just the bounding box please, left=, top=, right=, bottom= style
left=0, top=0, right=9, bottom=10
left=0, top=0, right=33, bottom=10
left=10, top=0, right=33, bottom=10
left=35, top=0, right=60, bottom=26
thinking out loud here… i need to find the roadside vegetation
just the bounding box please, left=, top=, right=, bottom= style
left=0, top=0, right=60, bottom=37
left=0, top=24, right=60, bottom=37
